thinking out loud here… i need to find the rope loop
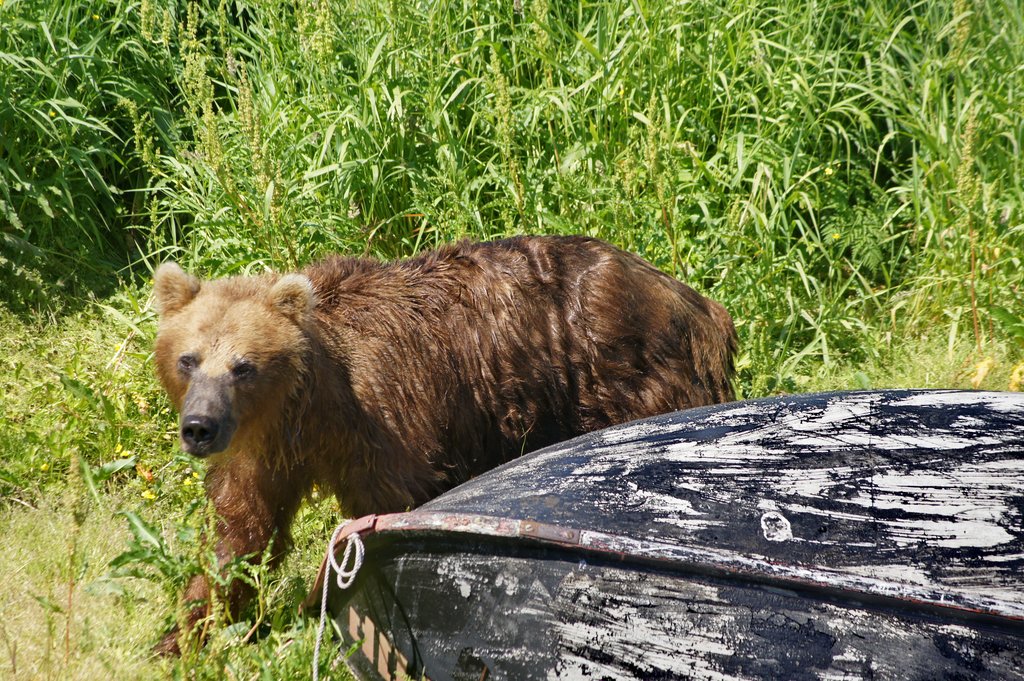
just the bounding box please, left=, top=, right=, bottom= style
left=329, top=527, right=366, bottom=589
left=313, top=521, right=366, bottom=681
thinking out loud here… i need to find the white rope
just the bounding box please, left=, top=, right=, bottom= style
left=312, top=521, right=365, bottom=681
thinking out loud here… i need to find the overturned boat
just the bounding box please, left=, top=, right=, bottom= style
left=308, top=390, right=1024, bottom=680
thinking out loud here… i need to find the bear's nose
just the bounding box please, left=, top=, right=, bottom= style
left=181, top=415, right=219, bottom=453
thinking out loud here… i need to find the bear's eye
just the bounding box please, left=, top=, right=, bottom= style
left=177, top=354, right=198, bottom=375
left=231, top=360, right=257, bottom=380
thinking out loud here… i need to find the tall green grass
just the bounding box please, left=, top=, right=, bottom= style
left=0, top=0, right=180, bottom=309
left=4, top=0, right=1022, bottom=386
left=143, top=0, right=1024, bottom=391
left=1, top=0, right=1023, bottom=678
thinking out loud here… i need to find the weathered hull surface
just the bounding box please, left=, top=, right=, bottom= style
left=310, top=390, right=1024, bottom=680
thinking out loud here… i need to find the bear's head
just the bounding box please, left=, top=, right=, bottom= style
left=153, top=263, right=316, bottom=458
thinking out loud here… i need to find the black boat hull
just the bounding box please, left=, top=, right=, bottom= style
left=311, top=391, right=1024, bottom=680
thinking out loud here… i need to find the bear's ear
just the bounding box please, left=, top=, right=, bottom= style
left=269, top=273, right=315, bottom=323
left=154, top=262, right=200, bottom=315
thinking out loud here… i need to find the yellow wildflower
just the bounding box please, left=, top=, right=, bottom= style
left=93, top=14, right=100, bottom=20
left=142, top=490, right=157, bottom=500
left=1010, top=362, right=1024, bottom=392
left=970, top=357, right=995, bottom=389
left=40, top=463, right=49, bottom=472
left=49, top=110, right=55, bottom=118
left=824, top=166, right=834, bottom=176
left=832, top=232, right=841, bottom=240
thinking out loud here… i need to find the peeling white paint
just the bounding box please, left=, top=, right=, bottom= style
left=845, top=564, right=934, bottom=586
left=595, top=419, right=671, bottom=446
left=894, top=390, right=1024, bottom=413
left=494, top=573, right=519, bottom=596
left=772, top=467, right=860, bottom=499
left=883, top=517, right=1013, bottom=549
left=818, top=647, right=873, bottom=681
left=761, top=511, right=794, bottom=542
left=632, top=489, right=704, bottom=516
left=772, top=459, right=1023, bottom=549
left=550, top=575, right=741, bottom=681
left=575, top=527, right=1024, bottom=621
left=654, top=517, right=727, bottom=531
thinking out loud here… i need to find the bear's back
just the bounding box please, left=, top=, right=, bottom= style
left=302, top=236, right=734, bottom=505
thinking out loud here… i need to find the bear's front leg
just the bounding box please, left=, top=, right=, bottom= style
left=155, top=454, right=307, bottom=655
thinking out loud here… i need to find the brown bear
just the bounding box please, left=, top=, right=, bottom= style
left=152, top=235, right=736, bottom=653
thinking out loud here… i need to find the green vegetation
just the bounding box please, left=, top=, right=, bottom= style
left=1, top=0, right=1021, bottom=677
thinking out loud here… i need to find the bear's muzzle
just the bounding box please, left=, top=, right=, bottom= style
left=179, top=373, right=237, bottom=457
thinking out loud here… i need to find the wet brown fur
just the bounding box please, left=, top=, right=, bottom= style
left=152, top=235, right=736, bottom=653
